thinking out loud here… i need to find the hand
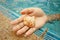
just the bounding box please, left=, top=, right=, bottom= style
left=10, top=7, right=47, bottom=37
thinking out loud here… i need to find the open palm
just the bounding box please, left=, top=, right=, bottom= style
left=11, top=8, right=47, bottom=37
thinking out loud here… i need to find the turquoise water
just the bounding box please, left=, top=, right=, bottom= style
left=0, top=0, right=60, bottom=39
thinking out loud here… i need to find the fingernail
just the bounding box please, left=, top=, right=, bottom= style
left=16, top=32, right=20, bottom=36
left=12, top=27, right=16, bottom=32
left=16, top=31, right=22, bottom=36
left=24, top=35, right=27, bottom=37
left=10, top=22, right=13, bottom=25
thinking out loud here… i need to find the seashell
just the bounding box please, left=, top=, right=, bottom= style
left=23, top=15, right=35, bottom=27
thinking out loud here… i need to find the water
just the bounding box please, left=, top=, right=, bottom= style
left=0, top=0, right=60, bottom=40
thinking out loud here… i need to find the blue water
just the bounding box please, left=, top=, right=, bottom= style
left=0, top=0, right=60, bottom=40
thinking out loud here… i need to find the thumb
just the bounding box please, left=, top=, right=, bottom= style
left=20, top=8, right=33, bottom=15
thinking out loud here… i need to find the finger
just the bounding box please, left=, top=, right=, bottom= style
left=24, top=28, right=37, bottom=37
left=21, top=8, right=33, bottom=15
left=13, top=22, right=24, bottom=32
left=16, top=26, right=29, bottom=35
left=29, top=12, right=42, bottom=17
left=10, top=15, right=25, bottom=25
left=29, top=12, right=35, bottom=16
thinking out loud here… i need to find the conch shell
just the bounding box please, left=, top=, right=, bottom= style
left=23, top=15, right=35, bottom=27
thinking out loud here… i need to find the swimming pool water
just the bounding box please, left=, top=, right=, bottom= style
left=0, top=0, right=60, bottom=40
